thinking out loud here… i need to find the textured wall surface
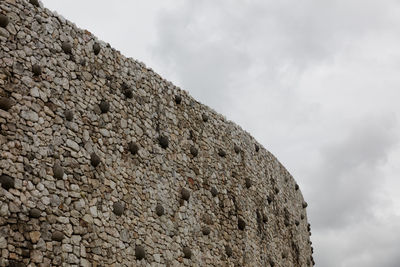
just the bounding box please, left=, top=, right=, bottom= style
left=0, top=0, right=313, bottom=266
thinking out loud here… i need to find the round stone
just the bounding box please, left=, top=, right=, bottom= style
left=128, top=142, right=139, bottom=155
left=61, top=41, right=72, bottom=54
left=32, top=64, right=41, bottom=76
left=303, top=202, right=308, bottom=209
left=123, top=87, right=133, bottom=99
left=245, top=178, right=252, bottom=189
left=175, top=95, right=182, bottom=104
left=135, top=245, right=145, bottom=260
left=99, top=100, right=110, bottom=113
left=29, top=0, right=40, bottom=7
left=238, top=217, right=246, bottom=230
left=0, top=174, right=14, bottom=190
left=295, top=184, right=299, bottom=190
left=65, top=110, right=74, bottom=121
left=183, top=247, right=192, bottom=259
left=53, top=164, right=64, bottom=179
left=225, top=245, right=233, bottom=257
left=234, top=145, right=241, bottom=154
left=52, top=231, right=64, bottom=242
left=190, top=146, right=198, bottom=157
left=0, top=97, right=13, bottom=111
left=90, top=153, right=101, bottom=167
left=181, top=188, right=190, bottom=201
left=113, top=202, right=124, bottom=216
left=155, top=204, right=164, bottom=216
left=202, top=113, right=208, bottom=122
left=210, top=187, right=218, bottom=197
left=29, top=208, right=42, bottom=218
left=158, top=136, right=169, bottom=149
left=202, top=226, right=211, bottom=235
left=0, top=15, right=9, bottom=28
left=93, top=43, right=101, bottom=55
left=218, top=149, right=226, bottom=157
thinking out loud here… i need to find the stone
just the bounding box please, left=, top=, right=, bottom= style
left=210, top=187, right=218, bottom=197
left=190, top=146, right=198, bottom=157
left=245, top=178, right=252, bottom=189
left=53, top=164, right=64, bottom=179
left=122, top=83, right=133, bottom=98
left=238, top=217, right=246, bottom=230
left=0, top=15, right=9, bottom=28
left=225, top=245, right=233, bottom=257
left=128, top=142, right=139, bottom=155
left=30, top=231, right=41, bottom=243
left=183, top=247, right=192, bottom=259
left=202, top=226, right=210, bottom=236
left=93, top=43, right=101, bottom=55
left=90, top=153, right=101, bottom=167
left=234, top=145, right=241, bottom=154
left=175, top=95, right=182, bottom=104
left=181, top=188, right=190, bottom=201
left=0, top=97, right=13, bottom=111
left=99, top=100, right=110, bottom=113
left=255, top=144, right=260, bottom=152
left=30, top=0, right=40, bottom=7
left=65, top=110, right=74, bottom=121
left=303, top=202, right=308, bottom=209
left=52, top=231, right=64, bottom=242
left=0, top=174, right=14, bottom=190
left=295, top=184, right=299, bottom=190
left=62, top=41, right=72, bottom=54
left=218, top=149, right=226, bottom=157
left=158, top=135, right=169, bottom=149
left=202, top=113, right=208, bottom=122
left=155, top=204, right=164, bottom=216
left=135, top=245, right=145, bottom=260
left=29, top=208, right=42, bottom=218
left=113, top=202, right=124, bottom=216
left=32, top=64, right=42, bottom=76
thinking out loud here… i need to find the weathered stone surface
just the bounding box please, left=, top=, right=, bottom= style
left=0, top=174, right=14, bottom=190
left=135, top=245, right=145, bottom=260
left=0, top=1, right=312, bottom=266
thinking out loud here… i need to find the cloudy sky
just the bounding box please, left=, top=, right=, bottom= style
left=41, top=1, right=400, bottom=266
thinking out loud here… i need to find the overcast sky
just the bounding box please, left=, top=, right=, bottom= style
left=41, top=1, right=400, bottom=266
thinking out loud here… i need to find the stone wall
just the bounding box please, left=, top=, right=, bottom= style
left=0, top=0, right=313, bottom=266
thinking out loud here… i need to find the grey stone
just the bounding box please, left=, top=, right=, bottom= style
left=90, top=153, right=101, bottom=167
left=0, top=15, right=9, bottom=28
left=93, top=43, right=101, bottom=55
left=0, top=174, right=14, bottom=190
left=52, top=231, right=64, bottom=242
left=245, top=178, right=252, bottom=189
left=158, top=135, right=169, bottom=149
left=53, top=164, right=64, bottom=179
left=202, top=226, right=210, bottom=236
left=238, top=217, right=246, bottom=230
left=29, top=208, right=42, bottom=218
left=135, top=245, right=145, bottom=260
left=155, top=204, right=164, bottom=216
left=99, top=100, right=110, bottom=113
left=62, top=41, right=72, bottom=54
left=0, top=97, right=13, bottom=111
left=30, top=0, right=40, bottom=7
left=181, top=188, right=190, bottom=201
left=210, top=187, right=218, bottom=197
left=113, top=202, right=124, bottom=216
left=225, top=245, right=233, bottom=257
left=234, top=145, right=241, bottom=154
left=183, top=247, right=192, bottom=259
left=175, top=95, right=182, bottom=104
left=202, top=113, right=208, bottom=122
left=190, top=146, right=198, bottom=157
left=32, top=64, right=41, bottom=76
left=128, top=142, right=139, bottom=155
left=218, top=149, right=226, bottom=157
left=65, top=110, right=73, bottom=121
